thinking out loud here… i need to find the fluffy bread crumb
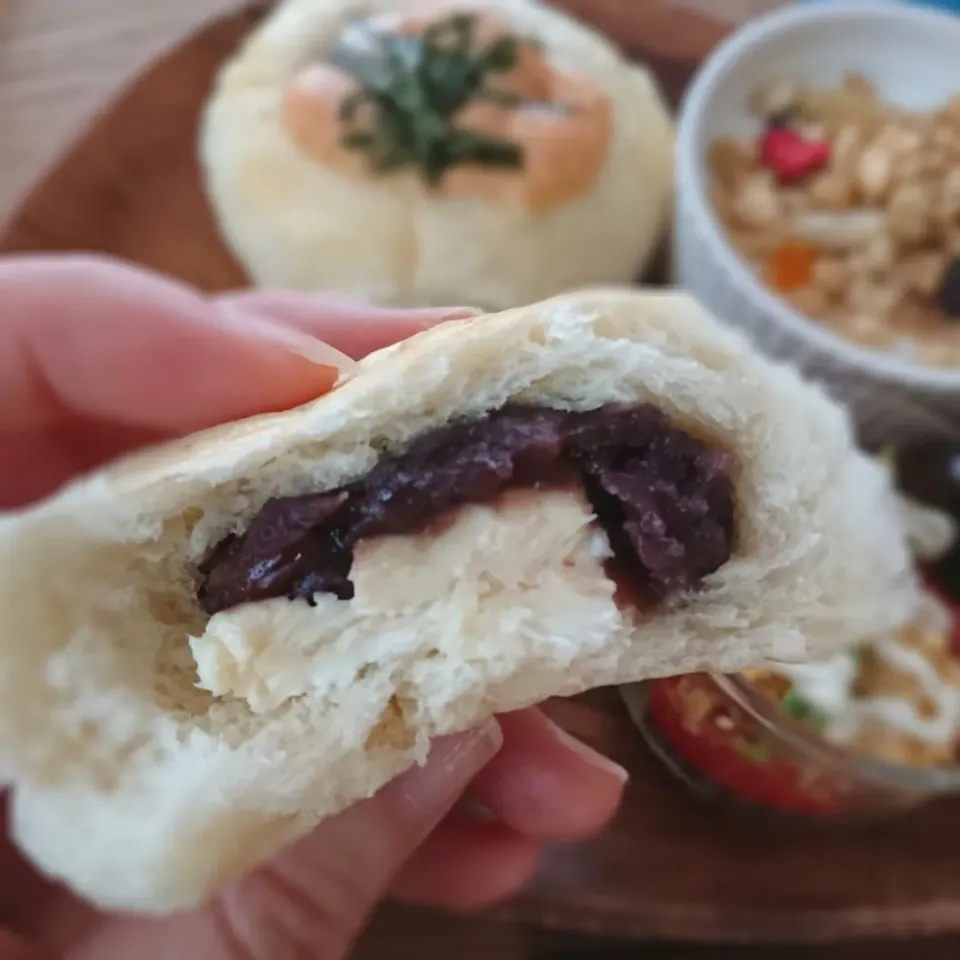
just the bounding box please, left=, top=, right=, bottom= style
left=0, top=287, right=918, bottom=912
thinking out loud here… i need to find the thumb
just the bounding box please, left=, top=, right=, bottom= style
left=222, top=720, right=504, bottom=958
left=220, top=721, right=504, bottom=959
left=0, top=929, right=41, bottom=960
left=69, top=722, right=503, bottom=960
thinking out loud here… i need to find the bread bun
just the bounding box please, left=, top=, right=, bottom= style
left=0, top=288, right=916, bottom=912
left=199, top=0, right=674, bottom=310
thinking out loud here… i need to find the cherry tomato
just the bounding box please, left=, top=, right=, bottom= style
left=922, top=568, right=960, bottom=658
left=647, top=676, right=844, bottom=815
left=758, top=127, right=830, bottom=184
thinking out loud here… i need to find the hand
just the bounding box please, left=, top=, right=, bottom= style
left=0, top=255, right=628, bottom=960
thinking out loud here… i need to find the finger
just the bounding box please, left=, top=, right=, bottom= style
left=467, top=709, right=627, bottom=841
left=216, top=298, right=359, bottom=375
left=0, top=256, right=476, bottom=507
left=70, top=723, right=503, bottom=960
left=216, top=290, right=479, bottom=360
left=0, top=255, right=341, bottom=435
left=218, top=723, right=502, bottom=959
left=0, top=429, right=84, bottom=509
left=0, top=792, right=100, bottom=955
left=387, top=820, right=538, bottom=910
left=0, top=928, right=40, bottom=960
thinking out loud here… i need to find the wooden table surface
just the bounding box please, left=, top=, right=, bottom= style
left=0, top=0, right=789, bottom=230
left=354, top=905, right=960, bottom=959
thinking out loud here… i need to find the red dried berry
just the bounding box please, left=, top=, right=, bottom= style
left=758, top=127, right=830, bottom=185
left=938, top=257, right=960, bottom=318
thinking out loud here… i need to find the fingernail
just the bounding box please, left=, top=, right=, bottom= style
left=397, top=719, right=503, bottom=821
left=545, top=720, right=630, bottom=784
left=220, top=303, right=358, bottom=370
left=414, top=306, right=483, bottom=326
left=456, top=797, right=498, bottom=822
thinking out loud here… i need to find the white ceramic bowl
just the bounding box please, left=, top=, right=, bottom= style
left=674, top=0, right=960, bottom=446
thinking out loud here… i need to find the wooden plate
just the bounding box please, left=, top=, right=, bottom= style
left=3, top=0, right=960, bottom=944
left=515, top=692, right=960, bottom=943
left=0, top=0, right=734, bottom=278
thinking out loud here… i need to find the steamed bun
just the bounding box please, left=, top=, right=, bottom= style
left=199, top=0, right=675, bottom=310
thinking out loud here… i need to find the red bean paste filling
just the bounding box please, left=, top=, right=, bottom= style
left=197, top=404, right=736, bottom=615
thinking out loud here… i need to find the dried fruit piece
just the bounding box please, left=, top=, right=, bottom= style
left=887, top=182, right=933, bottom=244
left=945, top=94, right=960, bottom=126
left=862, top=233, right=894, bottom=274
left=807, top=171, right=854, bottom=211
left=843, top=72, right=879, bottom=105
left=846, top=276, right=902, bottom=317
left=898, top=250, right=948, bottom=299
left=709, top=136, right=755, bottom=192
left=855, top=134, right=894, bottom=203
left=832, top=125, right=862, bottom=166
left=791, top=209, right=883, bottom=250
left=766, top=108, right=800, bottom=130
left=938, top=258, right=960, bottom=318
left=799, top=84, right=882, bottom=137
left=811, top=256, right=847, bottom=299
left=731, top=171, right=782, bottom=228
left=940, top=168, right=960, bottom=222
left=765, top=240, right=819, bottom=293
left=749, top=78, right=800, bottom=120
left=759, top=127, right=830, bottom=185
left=727, top=227, right=786, bottom=261
left=785, top=284, right=830, bottom=318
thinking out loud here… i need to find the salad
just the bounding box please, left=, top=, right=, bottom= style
left=745, top=457, right=960, bottom=771
left=745, top=589, right=960, bottom=769
left=635, top=443, right=960, bottom=815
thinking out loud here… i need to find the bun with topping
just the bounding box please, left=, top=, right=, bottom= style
left=0, top=288, right=917, bottom=913
left=200, top=0, right=674, bottom=309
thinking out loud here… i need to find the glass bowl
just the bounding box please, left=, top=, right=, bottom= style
left=621, top=671, right=960, bottom=819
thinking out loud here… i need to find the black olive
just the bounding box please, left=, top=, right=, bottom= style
left=930, top=547, right=960, bottom=604
left=938, top=257, right=960, bottom=319
left=765, top=107, right=798, bottom=130
left=895, top=442, right=960, bottom=517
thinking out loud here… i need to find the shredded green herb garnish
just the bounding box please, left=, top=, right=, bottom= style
left=735, top=737, right=775, bottom=763
left=328, top=12, right=531, bottom=184
left=875, top=445, right=897, bottom=471
left=849, top=643, right=869, bottom=672
left=781, top=687, right=828, bottom=733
